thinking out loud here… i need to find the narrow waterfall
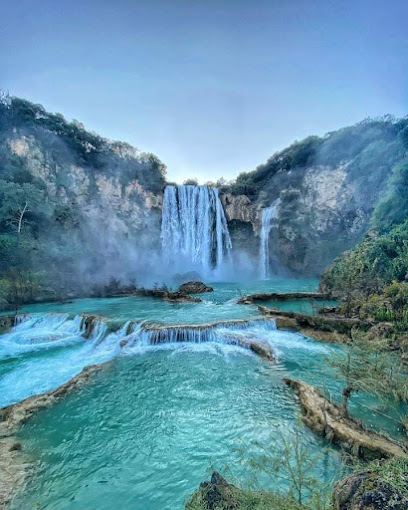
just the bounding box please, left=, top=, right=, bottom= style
left=259, top=199, right=281, bottom=279
left=161, top=185, right=232, bottom=276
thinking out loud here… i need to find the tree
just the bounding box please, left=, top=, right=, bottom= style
left=329, top=331, right=408, bottom=426
left=236, top=422, right=340, bottom=509
left=0, top=180, right=50, bottom=238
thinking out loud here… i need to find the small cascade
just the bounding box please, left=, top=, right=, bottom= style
left=88, top=320, right=108, bottom=344
left=161, top=185, right=232, bottom=276
left=137, top=318, right=276, bottom=346
left=259, top=199, right=281, bottom=279
left=14, top=313, right=72, bottom=332
left=0, top=313, right=281, bottom=407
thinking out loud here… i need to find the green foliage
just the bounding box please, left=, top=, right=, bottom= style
left=183, top=178, right=199, bottom=186
left=0, top=95, right=167, bottom=193
left=329, top=330, right=408, bottom=431
left=229, top=136, right=320, bottom=197
left=0, top=179, right=50, bottom=234
left=0, top=269, right=46, bottom=309
left=321, top=221, right=408, bottom=299
left=353, top=457, right=408, bottom=495
left=186, top=489, right=306, bottom=510
left=359, top=281, right=408, bottom=328
left=0, top=94, right=168, bottom=308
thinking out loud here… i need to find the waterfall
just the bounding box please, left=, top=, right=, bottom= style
left=259, top=199, right=281, bottom=279
left=161, top=185, right=232, bottom=276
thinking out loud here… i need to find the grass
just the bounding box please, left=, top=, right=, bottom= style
left=355, top=457, right=408, bottom=494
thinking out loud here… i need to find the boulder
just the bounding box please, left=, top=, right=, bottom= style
left=333, top=470, right=408, bottom=510
left=248, top=341, right=275, bottom=361
left=179, top=281, right=214, bottom=294
left=164, top=291, right=201, bottom=303
left=193, top=471, right=239, bottom=510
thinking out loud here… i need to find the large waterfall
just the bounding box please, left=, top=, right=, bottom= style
left=161, top=185, right=232, bottom=276
left=259, top=199, right=281, bottom=279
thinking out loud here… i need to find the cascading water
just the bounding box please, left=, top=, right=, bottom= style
left=259, top=198, right=281, bottom=279
left=161, top=185, right=232, bottom=276
left=137, top=318, right=276, bottom=345
left=0, top=312, right=281, bottom=405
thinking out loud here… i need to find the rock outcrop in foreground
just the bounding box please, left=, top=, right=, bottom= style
left=238, top=292, right=328, bottom=304
left=333, top=470, right=408, bottom=510
left=260, top=306, right=371, bottom=342
left=185, top=471, right=304, bottom=510
left=284, top=378, right=408, bottom=459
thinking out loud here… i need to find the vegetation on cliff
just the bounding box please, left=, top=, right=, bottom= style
left=226, top=116, right=408, bottom=199
left=321, top=222, right=408, bottom=340
left=0, top=93, right=166, bottom=309
left=320, top=116, right=408, bottom=339
left=222, top=115, right=408, bottom=275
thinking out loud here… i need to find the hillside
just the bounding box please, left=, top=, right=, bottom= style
left=221, top=116, right=408, bottom=274
left=0, top=94, right=166, bottom=306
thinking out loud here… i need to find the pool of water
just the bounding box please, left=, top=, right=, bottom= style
left=12, top=278, right=320, bottom=325
left=12, top=337, right=342, bottom=510
left=1, top=278, right=400, bottom=510
left=258, top=298, right=339, bottom=315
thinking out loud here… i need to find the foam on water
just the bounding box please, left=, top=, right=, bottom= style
left=0, top=308, right=338, bottom=409
left=0, top=314, right=125, bottom=406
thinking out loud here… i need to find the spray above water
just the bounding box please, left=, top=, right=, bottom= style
left=161, top=185, right=232, bottom=277
left=259, top=199, right=281, bottom=279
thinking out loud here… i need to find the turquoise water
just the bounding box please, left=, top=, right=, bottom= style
left=0, top=278, right=318, bottom=408
left=259, top=298, right=338, bottom=315
left=13, top=336, right=342, bottom=510
left=13, top=278, right=320, bottom=324
left=0, top=278, right=400, bottom=509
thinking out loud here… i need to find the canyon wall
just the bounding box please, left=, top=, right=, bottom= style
left=220, top=118, right=407, bottom=275
left=0, top=97, right=166, bottom=294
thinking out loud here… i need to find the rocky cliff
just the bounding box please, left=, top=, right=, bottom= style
left=0, top=96, right=166, bottom=296
left=221, top=117, right=408, bottom=275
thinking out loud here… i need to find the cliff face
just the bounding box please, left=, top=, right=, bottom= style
left=2, top=97, right=407, bottom=285
left=7, top=133, right=163, bottom=245
left=0, top=97, right=166, bottom=293
left=221, top=164, right=383, bottom=275
left=221, top=118, right=408, bottom=276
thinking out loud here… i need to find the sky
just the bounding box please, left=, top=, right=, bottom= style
left=1, top=0, right=408, bottom=183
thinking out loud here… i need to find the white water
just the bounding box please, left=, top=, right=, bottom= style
left=259, top=199, right=281, bottom=279
left=161, top=185, right=232, bottom=277
left=0, top=314, right=118, bottom=406
left=0, top=312, right=332, bottom=407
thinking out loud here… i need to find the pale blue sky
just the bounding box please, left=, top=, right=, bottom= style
left=1, top=0, right=407, bottom=182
